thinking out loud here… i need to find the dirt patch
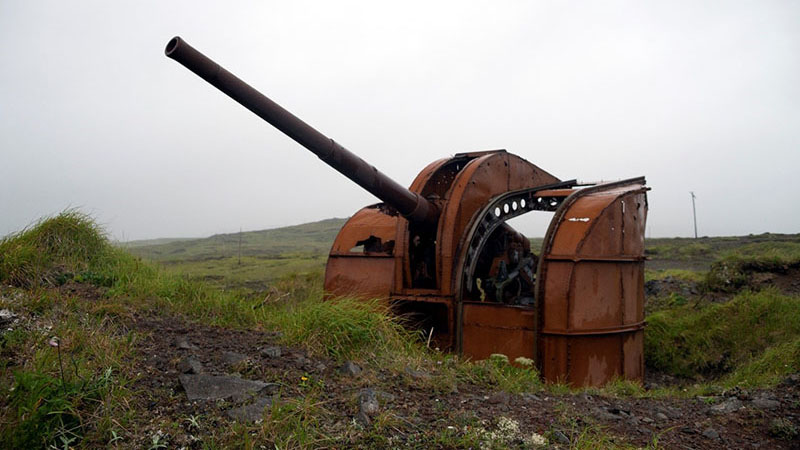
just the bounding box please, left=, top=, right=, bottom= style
left=120, top=313, right=800, bottom=448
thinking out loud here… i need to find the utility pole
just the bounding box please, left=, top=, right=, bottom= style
left=238, top=227, right=242, bottom=265
left=690, top=192, right=698, bottom=239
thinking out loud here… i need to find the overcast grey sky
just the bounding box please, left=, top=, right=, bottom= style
left=1, top=1, right=798, bottom=240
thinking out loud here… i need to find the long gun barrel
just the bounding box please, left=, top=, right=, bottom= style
left=165, top=36, right=438, bottom=225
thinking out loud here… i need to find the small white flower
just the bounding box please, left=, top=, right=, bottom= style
left=526, top=432, right=547, bottom=446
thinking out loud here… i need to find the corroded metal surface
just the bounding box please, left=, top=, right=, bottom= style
left=166, top=37, right=649, bottom=387
left=537, top=179, right=649, bottom=386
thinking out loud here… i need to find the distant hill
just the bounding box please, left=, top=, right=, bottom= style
left=125, top=218, right=348, bottom=263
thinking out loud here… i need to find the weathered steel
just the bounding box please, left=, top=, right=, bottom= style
left=165, top=37, right=438, bottom=225
left=537, top=178, right=649, bottom=386
left=166, top=37, right=650, bottom=387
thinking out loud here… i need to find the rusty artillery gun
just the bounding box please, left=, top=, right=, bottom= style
left=166, top=37, right=649, bottom=386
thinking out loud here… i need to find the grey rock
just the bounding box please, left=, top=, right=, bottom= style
left=552, top=430, right=570, bottom=445
left=487, top=392, right=510, bottom=405
left=177, top=357, right=204, bottom=374
left=609, top=406, right=630, bottom=416
left=641, top=417, right=654, bottom=424
left=404, top=366, right=431, bottom=380
left=751, top=397, right=780, bottom=410
left=521, top=393, right=541, bottom=402
left=314, top=362, right=326, bottom=372
left=655, top=412, right=669, bottom=421
left=355, top=410, right=371, bottom=426
left=226, top=397, right=272, bottom=422
left=179, top=374, right=268, bottom=401
left=592, top=407, right=622, bottom=421
left=783, top=374, right=800, bottom=386
left=680, top=427, right=696, bottom=434
left=340, top=361, right=362, bottom=376
left=222, top=351, right=248, bottom=366
left=376, top=390, right=396, bottom=403
left=176, top=336, right=198, bottom=351
left=260, top=346, right=282, bottom=358
left=659, top=406, right=683, bottom=419
left=359, top=388, right=380, bottom=416
left=702, top=428, right=720, bottom=440
left=709, top=398, right=743, bottom=415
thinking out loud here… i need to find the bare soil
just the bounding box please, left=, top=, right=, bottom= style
left=123, top=312, right=800, bottom=449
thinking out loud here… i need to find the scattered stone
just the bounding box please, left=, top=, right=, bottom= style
left=179, top=374, right=268, bottom=401
left=340, top=361, right=362, bottom=377
left=552, top=430, right=570, bottom=445
left=709, top=398, right=743, bottom=416
left=404, top=367, right=431, bottom=380
left=680, top=427, right=696, bottom=435
left=222, top=351, right=248, bottom=366
left=659, top=406, right=683, bottom=419
left=226, top=397, right=272, bottom=422
left=609, top=406, right=630, bottom=416
left=751, top=397, right=780, bottom=410
left=487, top=392, right=510, bottom=405
left=782, top=374, right=800, bottom=386
left=702, top=428, right=720, bottom=440
left=314, top=362, right=326, bottom=372
left=655, top=412, right=669, bottom=422
left=359, top=388, right=380, bottom=416
left=355, top=410, right=371, bottom=426
left=295, top=354, right=312, bottom=367
left=177, top=357, right=203, bottom=374
left=641, top=417, right=654, bottom=424
left=592, top=407, right=622, bottom=421
left=521, top=393, right=541, bottom=402
left=260, top=346, right=282, bottom=358
left=376, top=390, right=396, bottom=403
left=176, top=336, right=198, bottom=351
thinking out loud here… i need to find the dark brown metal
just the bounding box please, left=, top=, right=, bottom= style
left=165, top=36, right=438, bottom=225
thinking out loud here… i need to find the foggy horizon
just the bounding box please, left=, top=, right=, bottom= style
left=2, top=1, right=798, bottom=241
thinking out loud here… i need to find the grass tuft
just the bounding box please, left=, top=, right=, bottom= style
left=646, top=288, right=800, bottom=384
left=0, top=210, right=109, bottom=287
left=264, top=296, right=421, bottom=361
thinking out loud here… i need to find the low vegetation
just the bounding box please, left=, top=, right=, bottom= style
left=646, top=289, right=800, bottom=385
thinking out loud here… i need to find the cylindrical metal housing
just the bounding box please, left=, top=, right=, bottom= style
left=165, top=36, right=438, bottom=225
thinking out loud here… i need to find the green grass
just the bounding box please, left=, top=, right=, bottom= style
left=0, top=288, right=136, bottom=448
left=644, top=268, right=704, bottom=283
left=0, top=210, right=109, bottom=288
left=646, top=288, right=800, bottom=384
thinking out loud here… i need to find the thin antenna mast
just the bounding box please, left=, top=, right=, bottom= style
left=690, top=192, right=698, bottom=239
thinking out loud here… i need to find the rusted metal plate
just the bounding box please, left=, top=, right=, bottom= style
left=325, top=207, right=399, bottom=299
left=538, top=178, right=648, bottom=386
left=462, top=302, right=536, bottom=361
left=324, top=256, right=395, bottom=299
